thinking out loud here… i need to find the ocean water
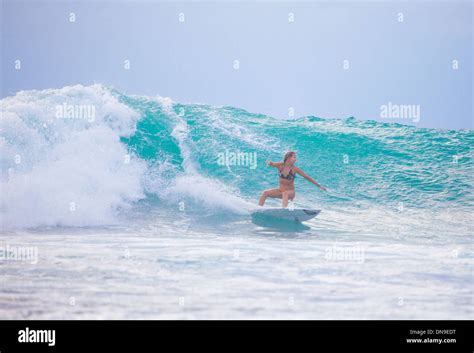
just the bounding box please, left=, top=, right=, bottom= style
left=0, top=84, right=472, bottom=319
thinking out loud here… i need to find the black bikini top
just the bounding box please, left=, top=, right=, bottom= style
left=279, top=167, right=296, bottom=181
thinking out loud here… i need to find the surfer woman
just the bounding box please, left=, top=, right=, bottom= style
left=258, top=151, right=327, bottom=208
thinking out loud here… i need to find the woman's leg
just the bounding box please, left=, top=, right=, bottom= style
left=281, top=190, right=295, bottom=208
left=258, top=188, right=282, bottom=206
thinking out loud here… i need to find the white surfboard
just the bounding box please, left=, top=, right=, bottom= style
left=251, top=207, right=321, bottom=223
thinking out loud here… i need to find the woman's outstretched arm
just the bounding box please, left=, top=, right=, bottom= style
left=294, top=166, right=327, bottom=191
left=266, top=160, right=283, bottom=168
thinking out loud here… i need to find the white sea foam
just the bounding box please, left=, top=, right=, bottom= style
left=166, top=174, right=253, bottom=214
left=153, top=96, right=253, bottom=214
left=0, top=85, right=147, bottom=228
left=156, top=96, right=199, bottom=174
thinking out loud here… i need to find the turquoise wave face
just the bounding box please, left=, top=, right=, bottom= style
left=1, top=84, right=473, bottom=229
left=2, top=84, right=472, bottom=229
left=115, top=90, right=474, bottom=210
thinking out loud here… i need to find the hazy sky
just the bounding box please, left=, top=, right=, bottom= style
left=1, top=0, right=472, bottom=129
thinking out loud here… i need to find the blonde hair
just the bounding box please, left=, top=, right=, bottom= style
left=283, top=151, right=296, bottom=163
